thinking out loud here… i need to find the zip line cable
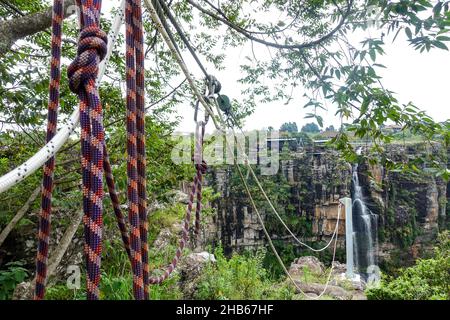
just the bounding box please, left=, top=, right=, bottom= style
left=150, top=0, right=183, bottom=58
left=226, top=135, right=342, bottom=299
left=219, top=104, right=340, bottom=252
left=156, top=0, right=209, bottom=78
left=144, top=0, right=220, bottom=130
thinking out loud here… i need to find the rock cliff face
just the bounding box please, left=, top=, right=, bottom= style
left=359, top=143, right=448, bottom=267
left=206, top=142, right=448, bottom=268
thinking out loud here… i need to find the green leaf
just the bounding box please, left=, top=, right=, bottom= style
left=436, top=35, right=450, bottom=41
left=373, top=63, right=387, bottom=68
left=361, top=97, right=370, bottom=115
left=405, top=27, right=413, bottom=39
left=369, top=49, right=376, bottom=61
left=433, top=40, right=449, bottom=50
left=316, top=115, right=323, bottom=127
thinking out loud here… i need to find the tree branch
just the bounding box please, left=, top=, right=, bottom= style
left=12, top=209, right=83, bottom=300
left=186, top=0, right=353, bottom=51
left=0, top=185, right=41, bottom=247
left=0, top=0, right=76, bottom=57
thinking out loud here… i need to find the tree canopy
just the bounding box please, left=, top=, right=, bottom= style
left=280, top=122, right=299, bottom=133
left=301, top=122, right=321, bottom=133
left=0, top=0, right=448, bottom=178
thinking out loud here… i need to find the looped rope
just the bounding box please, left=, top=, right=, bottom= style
left=195, top=161, right=208, bottom=175
left=148, top=121, right=207, bottom=284
left=68, top=0, right=107, bottom=301
left=68, top=27, right=108, bottom=94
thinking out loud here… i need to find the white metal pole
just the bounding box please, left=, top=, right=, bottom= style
left=340, top=197, right=353, bottom=279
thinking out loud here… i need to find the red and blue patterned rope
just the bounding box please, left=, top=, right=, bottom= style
left=34, top=0, right=64, bottom=300
left=132, top=0, right=149, bottom=299
left=125, top=0, right=145, bottom=300
left=148, top=121, right=207, bottom=284
left=67, top=0, right=107, bottom=300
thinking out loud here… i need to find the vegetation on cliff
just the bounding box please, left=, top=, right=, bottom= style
left=366, top=231, right=450, bottom=300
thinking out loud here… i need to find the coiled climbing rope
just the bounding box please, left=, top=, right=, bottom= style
left=149, top=120, right=207, bottom=284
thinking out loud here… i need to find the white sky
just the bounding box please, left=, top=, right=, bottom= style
left=174, top=30, right=450, bottom=133
left=102, top=1, right=450, bottom=134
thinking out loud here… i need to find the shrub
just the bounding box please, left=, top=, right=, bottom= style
left=366, top=232, right=450, bottom=300
left=0, top=261, right=28, bottom=300
left=195, top=246, right=294, bottom=300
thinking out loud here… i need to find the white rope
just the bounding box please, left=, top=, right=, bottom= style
left=0, top=1, right=125, bottom=195
left=143, top=0, right=220, bottom=130
left=213, top=98, right=340, bottom=252
left=304, top=203, right=341, bottom=299
left=229, top=139, right=342, bottom=300
left=207, top=95, right=342, bottom=298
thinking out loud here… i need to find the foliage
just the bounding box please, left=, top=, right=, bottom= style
left=263, top=242, right=298, bottom=280
left=279, top=122, right=298, bottom=133
left=46, top=283, right=86, bottom=300
left=0, top=261, right=28, bottom=300
left=366, top=231, right=450, bottom=300
left=100, top=272, right=182, bottom=300
left=0, top=0, right=448, bottom=178
left=301, top=122, right=320, bottom=133
left=263, top=241, right=345, bottom=280
left=195, top=246, right=294, bottom=300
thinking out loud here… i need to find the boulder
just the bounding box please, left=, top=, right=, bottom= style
left=291, top=280, right=352, bottom=300
left=331, top=261, right=346, bottom=275
left=178, top=252, right=215, bottom=299
left=289, top=256, right=325, bottom=278
left=166, top=190, right=189, bottom=204
left=152, top=222, right=183, bottom=252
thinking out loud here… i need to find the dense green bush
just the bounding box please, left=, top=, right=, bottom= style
left=195, top=246, right=294, bottom=300
left=0, top=261, right=28, bottom=299
left=366, top=232, right=450, bottom=300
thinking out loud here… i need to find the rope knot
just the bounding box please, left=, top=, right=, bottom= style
left=192, top=155, right=207, bottom=174
left=195, top=160, right=208, bottom=175
left=67, top=26, right=108, bottom=94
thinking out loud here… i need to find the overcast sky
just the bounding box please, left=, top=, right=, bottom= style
left=102, top=1, right=450, bottom=133
left=173, top=30, right=450, bottom=133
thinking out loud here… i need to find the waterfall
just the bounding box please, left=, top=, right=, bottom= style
left=351, top=148, right=378, bottom=278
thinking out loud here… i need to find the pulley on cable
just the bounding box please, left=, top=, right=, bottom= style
left=205, top=77, right=236, bottom=128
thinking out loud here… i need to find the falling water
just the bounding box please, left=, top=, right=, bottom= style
left=351, top=148, right=378, bottom=278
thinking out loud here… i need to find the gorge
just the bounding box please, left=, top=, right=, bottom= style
left=204, top=137, right=448, bottom=273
